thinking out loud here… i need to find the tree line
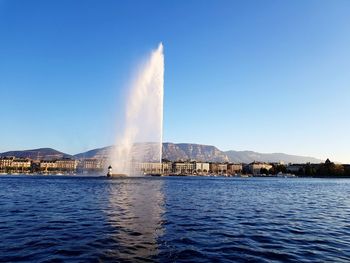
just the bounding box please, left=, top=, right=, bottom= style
left=261, top=159, right=350, bottom=177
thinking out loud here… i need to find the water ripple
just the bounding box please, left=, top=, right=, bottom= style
left=1, top=176, right=350, bottom=262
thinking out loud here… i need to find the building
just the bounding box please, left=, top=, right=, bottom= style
left=210, top=163, right=227, bottom=175
left=138, top=162, right=163, bottom=174
left=227, top=163, right=243, bottom=175
left=194, top=162, right=210, bottom=175
left=172, top=161, right=196, bottom=175
left=11, top=159, right=31, bottom=170
left=56, top=158, right=78, bottom=172
left=81, top=158, right=103, bottom=170
left=161, top=161, right=171, bottom=175
left=0, top=157, right=31, bottom=173
left=40, top=160, right=57, bottom=171
left=123, top=162, right=172, bottom=175
left=0, top=157, right=15, bottom=170
left=248, top=162, right=273, bottom=175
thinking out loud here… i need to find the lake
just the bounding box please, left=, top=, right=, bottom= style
left=0, top=176, right=350, bottom=262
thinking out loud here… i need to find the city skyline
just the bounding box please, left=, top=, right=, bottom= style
left=1, top=0, right=350, bottom=163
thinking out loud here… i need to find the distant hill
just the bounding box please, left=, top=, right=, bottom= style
left=224, top=150, right=322, bottom=164
left=74, top=143, right=161, bottom=162
left=0, top=148, right=72, bottom=160
left=73, top=143, right=229, bottom=162
left=74, top=143, right=323, bottom=164
left=74, top=146, right=113, bottom=159
left=0, top=143, right=324, bottom=164
left=162, top=143, right=229, bottom=162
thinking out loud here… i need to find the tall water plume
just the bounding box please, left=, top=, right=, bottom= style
left=110, top=43, right=164, bottom=175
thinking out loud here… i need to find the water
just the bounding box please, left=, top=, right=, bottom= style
left=1, top=176, right=350, bottom=262
left=110, top=43, right=164, bottom=175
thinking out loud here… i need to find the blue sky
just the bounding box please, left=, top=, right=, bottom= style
left=0, top=0, right=349, bottom=163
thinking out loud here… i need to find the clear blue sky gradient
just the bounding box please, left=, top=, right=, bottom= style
left=0, top=0, right=349, bottom=162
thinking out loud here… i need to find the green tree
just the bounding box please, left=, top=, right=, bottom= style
left=317, top=159, right=344, bottom=177
left=260, top=168, right=269, bottom=174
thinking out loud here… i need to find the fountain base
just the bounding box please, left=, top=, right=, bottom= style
left=107, top=173, right=128, bottom=178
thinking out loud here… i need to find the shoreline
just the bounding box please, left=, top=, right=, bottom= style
left=1, top=173, right=350, bottom=179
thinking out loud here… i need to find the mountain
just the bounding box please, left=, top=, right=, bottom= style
left=74, top=143, right=162, bottom=162
left=74, top=146, right=113, bottom=159
left=224, top=150, right=322, bottom=164
left=74, top=143, right=323, bottom=164
left=73, top=143, right=229, bottom=162
left=0, top=148, right=72, bottom=160
left=162, top=143, right=229, bottom=162
left=0, top=144, right=324, bottom=164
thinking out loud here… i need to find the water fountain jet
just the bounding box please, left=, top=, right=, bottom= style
left=109, top=43, right=164, bottom=176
